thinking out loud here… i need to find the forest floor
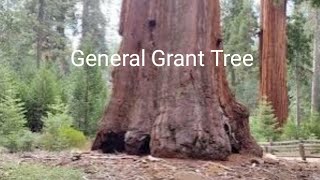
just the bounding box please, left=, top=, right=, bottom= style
left=0, top=150, right=320, bottom=180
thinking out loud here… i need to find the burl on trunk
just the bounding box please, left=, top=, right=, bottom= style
left=92, top=0, right=262, bottom=160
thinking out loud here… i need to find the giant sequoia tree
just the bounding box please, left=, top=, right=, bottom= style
left=92, top=0, right=262, bottom=160
left=260, top=0, right=288, bottom=126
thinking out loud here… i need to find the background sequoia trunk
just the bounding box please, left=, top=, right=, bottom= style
left=260, top=0, right=288, bottom=126
left=92, top=0, right=262, bottom=160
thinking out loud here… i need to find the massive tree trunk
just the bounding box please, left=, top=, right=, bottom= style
left=260, top=0, right=288, bottom=126
left=92, top=0, right=262, bottom=160
left=312, top=9, right=320, bottom=114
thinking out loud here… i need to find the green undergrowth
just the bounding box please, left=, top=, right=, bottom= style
left=0, top=162, right=84, bottom=180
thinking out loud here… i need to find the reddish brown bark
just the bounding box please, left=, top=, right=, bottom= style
left=92, top=0, right=262, bottom=160
left=260, top=0, right=288, bottom=126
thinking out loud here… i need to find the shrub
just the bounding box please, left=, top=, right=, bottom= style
left=281, top=114, right=320, bottom=140
left=40, top=127, right=87, bottom=151
left=1, top=131, right=38, bottom=153
left=17, top=130, right=39, bottom=152
left=39, top=133, right=69, bottom=151
left=281, top=119, right=309, bottom=140
left=58, top=127, right=87, bottom=149
left=39, top=101, right=87, bottom=151
left=1, top=133, right=21, bottom=153
left=307, top=113, right=320, bottom=139
left=281, top=119, right=299, bottom=140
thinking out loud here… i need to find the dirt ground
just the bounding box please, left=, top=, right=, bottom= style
left=1, top=151, right=320, bottom=180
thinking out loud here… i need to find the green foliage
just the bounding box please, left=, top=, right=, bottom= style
left=0, top=0, right=110, bottom=143
left=1, top=130, right=39, bottom=153
left=250, top=116, right=264, bottom=141
left=58, top=127, right=87, bottom=149
left=69, top=40, right=108, bottom=136
left=281, top=119, right=307, bottom=140
left=29, top=68, right=61, bottom=109
left=0, top=80, right=29, bottom=153
left=311, top=0, right=320, bottom=7
left=287, top=7, right=313, bottom=133
left=222, top=0, right=259, bottom=110
left=0, top=65, right=39, bottom=152
left=0, top=1, right=36, bottom=72
left=17, top=130, right=39, bottom=152
left=81, top=0, right=106, bottom=53
left=0, top=93, right=38, bottom=152
left=281, top=113, right=320, bottom=140
left=295, top=0, right=320, bottom=7
left=281, top=119, right=300, bottom=140
left=66, top=0, right=109, bottom=136
left=22, top=67, right=62, bottom=132
left=69, top=66, right=107, bottom=136
left=287, top=10, right=312, bottom=87
left=250, top=98, right=280, bottom=141
left=0, top=66, right=18, bottom=99
left=306, top=113, right=320, bottom=138
left=0, top=162, right=84, bottom=180
left=40, top=101, right=87, bottom=151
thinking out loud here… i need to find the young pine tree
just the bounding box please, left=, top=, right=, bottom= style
left=69, top=0, right=108, bottom=136
left=69, top=44, right=107, bottom=136
left=23, top=67, right=61, bottom=132
left=0, top=94, right=29, bottom=152
left=0, top=67, right=28, bottom=152
left=251, top=98, right=280, bottom=141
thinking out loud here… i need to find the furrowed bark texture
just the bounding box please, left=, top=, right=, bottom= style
left=92, top=0, right=262, bottom=160
left=260, top=0, right=288, bottom=126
